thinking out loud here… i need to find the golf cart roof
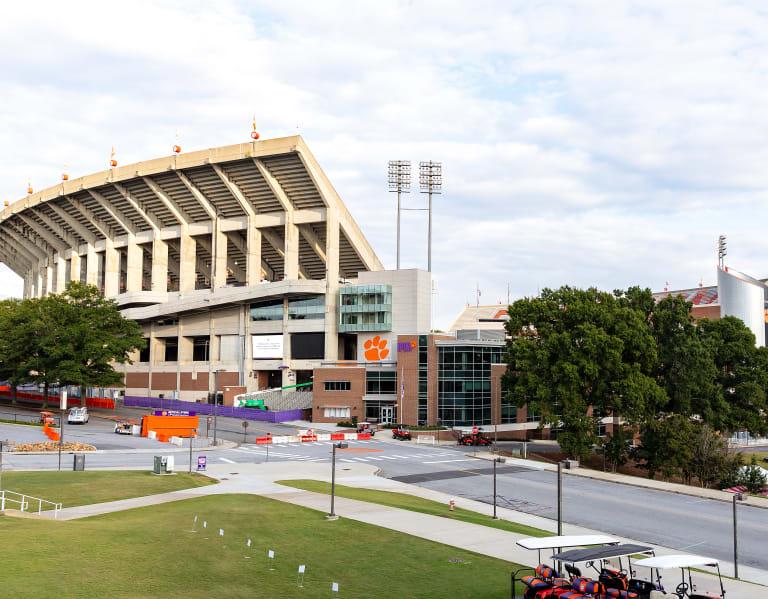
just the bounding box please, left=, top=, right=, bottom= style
left=634, top=554, right=719, bottom=569
left=551, top=543, right=654, bottom=563
left=517, top=535, right=620, bottom=550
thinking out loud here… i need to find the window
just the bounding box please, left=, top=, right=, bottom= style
left=291, top=333, right=325, bottom=359
left=139, top=339, right=150, bottom=363
left=366, top=370, right=396, bottom=394
left=324, top=381, right=351, bottom=392
left=288, top=296, right=325, bottom=319
left=192, top=336, right=210, bottom=362
left=164, top=338, right=178, bottom=362
left=323, top=407, right=350, bottom=418
left=250, top=299, right=284, bottom=321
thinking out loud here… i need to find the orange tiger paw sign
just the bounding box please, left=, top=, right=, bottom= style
left=364, top=336, right=389, bottom=361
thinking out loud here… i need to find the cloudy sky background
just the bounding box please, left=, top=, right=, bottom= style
left=2, top=0, right=768, bottom=327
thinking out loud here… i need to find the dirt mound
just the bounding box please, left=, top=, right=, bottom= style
left=11, top=441, right=96, bottom=452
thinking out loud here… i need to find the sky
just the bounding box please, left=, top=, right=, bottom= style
left=2, top=0, right=768, bottom=327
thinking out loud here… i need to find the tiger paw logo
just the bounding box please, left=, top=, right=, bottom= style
left=364, top=336, right=389, bottom=361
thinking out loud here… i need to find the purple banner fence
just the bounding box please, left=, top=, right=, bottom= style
left=124, top=396, right=305, bottom=423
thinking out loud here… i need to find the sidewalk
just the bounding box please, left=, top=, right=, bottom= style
left=41, top=461, right=768, bottom=597
left=468, top=450, right=768, bottom=508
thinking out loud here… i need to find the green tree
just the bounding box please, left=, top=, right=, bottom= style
left=502, top=286, right=666, bottom=461
left=698, top=316, right=768, bottom=436
left=738, top=455, right=768, bottom=494
left=634, top=414, right=695, bottom=481
left=689, top=424, right=742, bottom=488
left=599, top=426, right=635, bottom=473
left=46, top=282, right=146, bottom=399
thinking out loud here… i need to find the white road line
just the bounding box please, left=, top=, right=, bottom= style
left=340, top=459, right=357, bottom=463
left=422, top=459, right=476, bottom=464
left=349, top=457, right=370, bottom=462
left=366, top=457, right=383, bottom=461
left=379, top=456, right=398, bottom=460
left=220, top=457, right=236, bottom=463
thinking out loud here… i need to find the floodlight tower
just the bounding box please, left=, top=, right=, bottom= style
left=718, top=234, right=727, bottom=267
left=419, top=161, right=442, bottom=272
left=388, top=161, right=411, bottom=270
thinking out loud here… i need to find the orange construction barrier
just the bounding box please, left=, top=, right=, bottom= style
left=141, top=415, right=199, bottom=439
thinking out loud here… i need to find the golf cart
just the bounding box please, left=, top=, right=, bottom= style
left=67, top=406, right=89, bottom=424
left=39, top=411, right=56, bottom=426
left=457, top=427, right=492, bottom=446
left=550, top=543, right=657, bottom=597
left=634, top=554, right=726, bottom=599
left=357, top=422, right=377, bottom=436
left=114, top=421, right=133, bottom=435
left=392, top=425, right=412, bottom=441
left=511, top=535, right=620, bottom=598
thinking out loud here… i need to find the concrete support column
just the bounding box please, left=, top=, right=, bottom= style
left=70, top=251, right=81, bottom=284
left=56, top=254, right=67, bottom=293
left=284, top=212, right=299, bottom=280
left=324, top=213, right=340, bottom=361
left=282, top=298, right=292, bottom=386
left=151, top=237, right=168, bottom=293
left=126, top=238, right=143, bottom=292
left=104, top=241, right=120, bottom=298
left=179, top=231, right=196, bottom=292
left=246, top=216, right=262, bottom=286
left=212, top=222, right=228, bottom=290
left=34, top=267, right=43, bottom=297
left=44, top=260, right=54, bottom=296
left=85, top=244, right=98, bottom=286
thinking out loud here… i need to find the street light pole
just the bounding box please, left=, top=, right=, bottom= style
left=326, top=441, right=348, bottom=520
left=189, top=428, right=196, bottom=474
left=492, top=456, right=505, bottom=519
left=557, top=461, right=563, bottom=536
left=213, top=370, right=220, bottom=446
left=733, top=493, right=744, bottom=578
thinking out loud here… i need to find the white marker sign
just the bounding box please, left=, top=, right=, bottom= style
left=247, top=539, right=251, bottom=547
left=332, top=582, right=339, bottom=592
left=298, top=565, right=305, bottom=574
left=268, top=550, right=274, bottom=559
left=219, top=529, right=224, bottom=536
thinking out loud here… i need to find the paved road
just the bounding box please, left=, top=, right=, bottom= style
left=2, top=409, right=766, bottom=573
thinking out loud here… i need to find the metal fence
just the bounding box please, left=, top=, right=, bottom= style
left=0, top=490, right=62, bottom=519
left=0, top=411, right=56, bottom=426
left=123, top=396, right=305, bottom=423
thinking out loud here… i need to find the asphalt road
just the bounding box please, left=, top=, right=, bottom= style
left=1, top=405, right=766, bottom=572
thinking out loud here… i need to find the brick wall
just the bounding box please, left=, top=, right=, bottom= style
left=311, top=367, right=366, bottom=423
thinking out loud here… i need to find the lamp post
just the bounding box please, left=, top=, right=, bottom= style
left=326, top=441, right=348, bottom=520
left=492, top=456, right=505, bottom=519
left=419, top=161, right=442, bottom=273
left=188, top=428, right=196, bottom=473
left=557, top=461, right=563, bottom=536
left=58, top=391, right=67, bottom=472
left=733, top=493, right=745, bottom=578
left=388, top=160, right=411, bottom=270
left=213, top=369, right=223, bottom=446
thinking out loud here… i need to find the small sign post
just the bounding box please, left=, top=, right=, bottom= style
left=197, top=456, right=207, bottom=471
left=297, top=565, right=306, bottom=587
left=268, top=549, right=275, bottom=571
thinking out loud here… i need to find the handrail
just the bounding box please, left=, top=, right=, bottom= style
left=0, top=489, right=62, bottom=519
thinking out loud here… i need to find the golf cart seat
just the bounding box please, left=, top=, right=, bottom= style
left=564, top=563, right=582, bottom=578
left=522, top=564, right=559, bottom=587
left=605, top=591, right=638, bottom=598
left=572, top=578, right=605, bottom=596
left=556, top=593, right=585, bottom=599
left=600, top=567, right=629, bottom=591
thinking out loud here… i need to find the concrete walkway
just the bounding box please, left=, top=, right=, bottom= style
left=37, top=461, right=766, bottom=597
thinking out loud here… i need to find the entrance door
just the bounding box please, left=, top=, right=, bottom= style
left=380, top=406, right=393, bottom=425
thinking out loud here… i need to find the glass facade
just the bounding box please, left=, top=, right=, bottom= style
left=437, top=344, right=503, bottom=426
left=250, top=299, right=283, bottom=321
left=339, top=285, right=393, bottom=332
left=288, top=296, right=325, bottom=320
left=418, top=335, right=428, bottom=425
left=366, top=370, right=396, bottom=394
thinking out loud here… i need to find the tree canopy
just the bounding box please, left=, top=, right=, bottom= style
left=0, top=282, right=145, bottom=399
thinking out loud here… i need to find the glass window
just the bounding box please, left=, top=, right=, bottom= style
left=139, top=339, right=150, bottom=363
left=250, top=299, right=284, bottom=321
left=366, top=370, right=396, bottom=394
left=164, top=339, right=178, bottom=362
left=192, top=337, right=210, bottom=362
left=323, top=407, right=350, bottom=418
left=324, top=381, right=351, bottom=392
left=288, top=296, right=325, bottom=320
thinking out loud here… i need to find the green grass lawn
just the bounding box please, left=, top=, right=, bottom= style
left=277, top=479, right=550, bottom=538
left=0, top=470, right=216, bottom=509
left=0, top=493, right=523, bottom=598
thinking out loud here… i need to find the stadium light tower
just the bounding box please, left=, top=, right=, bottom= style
left=718, top=235, right=727, bottom=267
left=388, top=161, right=411, bottom=270
left=419, top=161, right=442, bottom=272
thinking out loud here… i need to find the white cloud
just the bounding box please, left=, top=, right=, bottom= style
left=2, top=1, right=768, bottom=327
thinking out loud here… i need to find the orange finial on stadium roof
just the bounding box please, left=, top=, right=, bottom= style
left=110, top=147, right=117, bottom=168
left=27, top=178, right=33, bottom=195
left=699, top=278, right=703, bottom=288
left=664, top=281, right=669, bottom=292
left=4, top=201, right=8, bottom=207
left=173, top=131, right=181, bottom=154
left=251, top=116, right=260, bottom=140
left=62, top=165, right=69, bottom=181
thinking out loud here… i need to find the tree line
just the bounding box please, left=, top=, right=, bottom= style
left=0, top=282, right=145, bottom=406
left=502, top=286, right=768, bottom=488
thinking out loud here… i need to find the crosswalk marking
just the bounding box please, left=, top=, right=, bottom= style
left=220, top=457, right=236, bottom=464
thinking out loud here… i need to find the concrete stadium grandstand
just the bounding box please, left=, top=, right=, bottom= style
left=0, top=135, right=423, bottom=403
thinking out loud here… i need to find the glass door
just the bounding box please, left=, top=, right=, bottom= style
left=380, top=406, right=393, bottom=424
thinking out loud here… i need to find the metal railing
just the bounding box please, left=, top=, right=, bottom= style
left=0, top=490, right=62, bottom=519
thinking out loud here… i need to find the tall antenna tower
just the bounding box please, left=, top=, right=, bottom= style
left=388, top=160, right=411, bottom=269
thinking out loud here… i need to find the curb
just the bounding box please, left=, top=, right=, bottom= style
left=466, top=451, right=768, bottom=510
